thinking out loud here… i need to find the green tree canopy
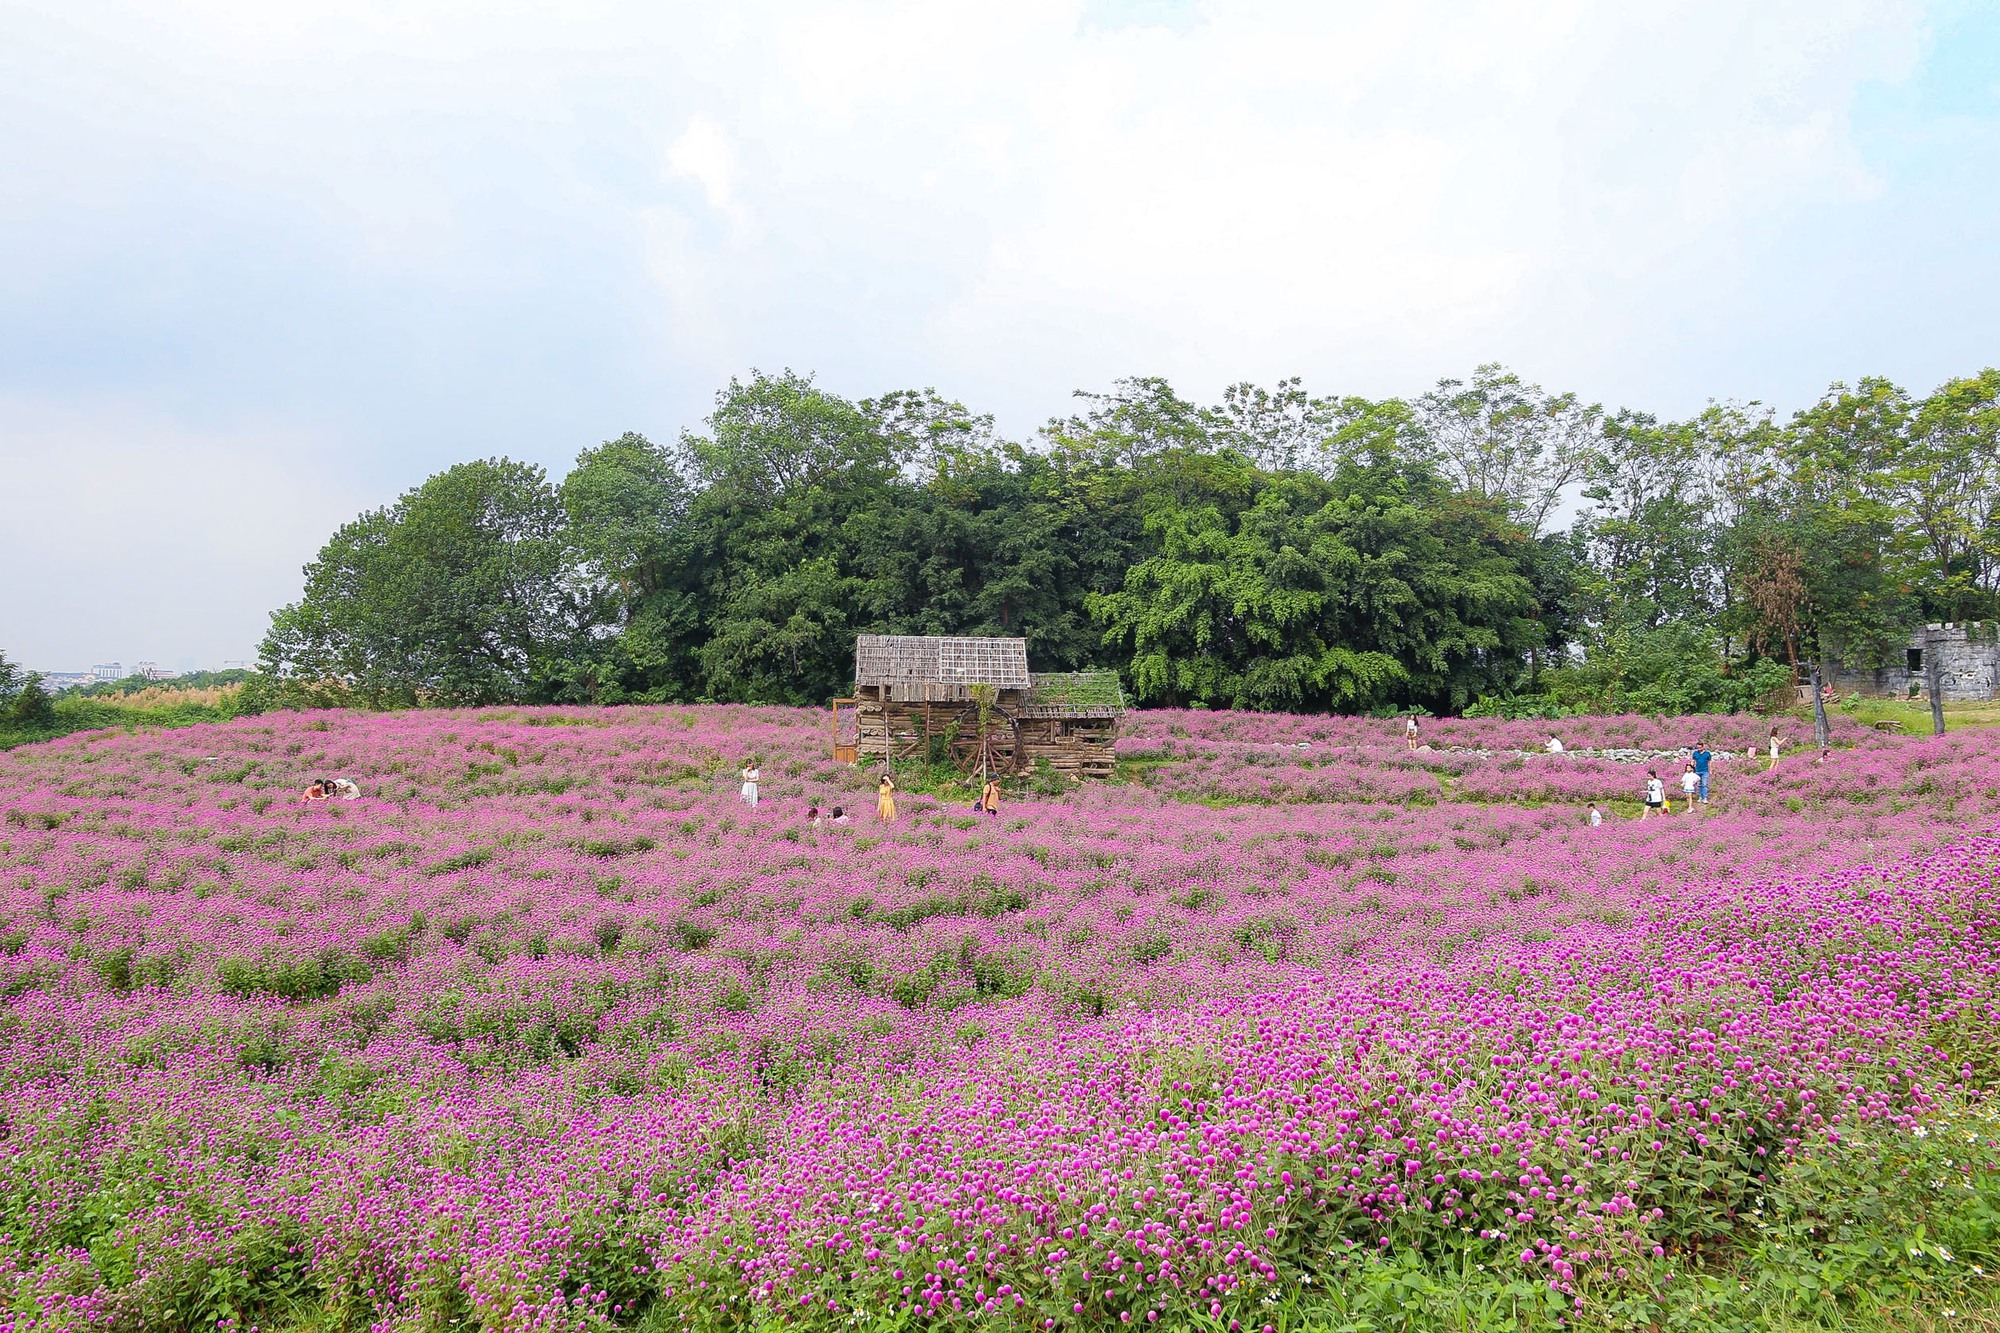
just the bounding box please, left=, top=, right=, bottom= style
left=261, top=458, right=584, bottom=706
left=259, top=362, right=2000, bottom=720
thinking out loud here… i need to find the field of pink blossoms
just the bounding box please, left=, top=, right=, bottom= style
left=3, top=706, right=2000, bottom=1331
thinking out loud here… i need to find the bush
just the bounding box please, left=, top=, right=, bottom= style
left=1462, top=694, right=1574, bottom=721
left=1536, top=623, right=1799, bottom=716
left=7, top=675, right=56, bottom=729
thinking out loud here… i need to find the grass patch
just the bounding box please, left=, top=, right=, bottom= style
left=1842, top=697, right=2000, bottom=736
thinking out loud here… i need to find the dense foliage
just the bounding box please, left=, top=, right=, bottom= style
left=257, top=366, right=2000, bottom=715
left=3, top=708, right=1998, bottom=1330
left=0, top=676, right=258, bottom=752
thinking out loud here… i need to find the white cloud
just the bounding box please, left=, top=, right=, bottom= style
left=668, top=115, right=741, bottom=214
left=2, top=0, right=1992, bottom=663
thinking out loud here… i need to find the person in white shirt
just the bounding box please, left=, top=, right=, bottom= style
left=1642, top=769, right=1667, bottom=819
left=1679, top=763, right=1699, bottom=811
left=1404, top=715, right=1420, bottom=751
left=330, top=777, right=361, bottom=800
left=1545, top=736, right=1565, bottom=754
left=1587, top=804, right=1603, bottom=827
left=739, top=762, right=761, bottom=807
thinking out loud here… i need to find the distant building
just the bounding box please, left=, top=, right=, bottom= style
left=90, top=662, right=122, bottom=682
left=133, top=661, right=178, bottom=681
left=1828, top=623, right=2000, bottom=702
left=40, top=672, right=91, bottom=690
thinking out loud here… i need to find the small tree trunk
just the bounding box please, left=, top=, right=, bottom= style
left=1927, top=627, right=1946, bottom=736
left=1808, top=662, right=1830, bottom=749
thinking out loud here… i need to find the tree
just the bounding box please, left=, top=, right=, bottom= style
left=1041, top=377, right=1219, bottom=468
left=3, top=651, right=56, bottom=729
left=260, top=459, right=586, bottom=706
left=1213, top=378, right=1340, bottom=473
left=697, top=556, right=861, bottom=705
left=1738, top=532, right=1809, bottom=674
left=1414, top=365, right=1604, bottom=536
left=1576, top=411, right=1717, bottom=632
left=1889, top=370, right=2000, bottom=621
left=562, top=432, right=700, bottom=700
left=861, top=387, right=998, bottom=482
left=9, top=678, right=55, bottom=729
left=1088, top=454, right=1538, bottom=713
left=1780, top=380, right=1919, bottom=670
left=683, top=372, right=902, bottom=701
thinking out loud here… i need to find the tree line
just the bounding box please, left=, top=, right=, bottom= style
left=258, top=365, right=2000, bottom=716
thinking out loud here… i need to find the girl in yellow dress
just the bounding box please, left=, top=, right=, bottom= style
left=875, top=775, right=897, bottom=822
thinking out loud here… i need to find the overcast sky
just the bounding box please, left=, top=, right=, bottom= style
left=4, top=0, right=1998, bottom=671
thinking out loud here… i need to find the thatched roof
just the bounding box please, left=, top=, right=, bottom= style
left=854, top=635, right=1031, bottom=690
left=1028, top=671, right=1126, bottom=711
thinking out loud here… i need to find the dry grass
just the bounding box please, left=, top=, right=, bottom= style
left=95, top=683, right=244, bottom=709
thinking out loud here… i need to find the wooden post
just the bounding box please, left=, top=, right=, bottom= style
left=1927, top=626, right=1946, bottom=736
left=1808, top=662, right=1830, bottom=750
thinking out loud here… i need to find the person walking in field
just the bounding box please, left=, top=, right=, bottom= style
left=1642, top=769, right=1667, bottom=819
left=981, top=776, right=1001, bottom=819
left=739, top=761, right=761, bottom=808
left=1679, top=761, right=1699, bottom=811
left=1588, top=803, right=1603, bottom=827
left=875, top=775, right=898, bottom=822
left=1767, top=727, right=1783, bottom=770
left=1405, top=715, right=1420, bottom=751
left=1691, top=741, right=1713, bottom=804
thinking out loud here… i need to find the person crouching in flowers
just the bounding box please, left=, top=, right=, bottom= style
left=301, top=778, right=329, bottom=803
left=1642, top=769, right=1667, bottom=819
left=738, top=760, right=760, bottom=807
left=875, top=774, right=898, bottom=822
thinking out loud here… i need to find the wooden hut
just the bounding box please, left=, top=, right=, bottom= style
left=833, top=635, right=1124, bottom=780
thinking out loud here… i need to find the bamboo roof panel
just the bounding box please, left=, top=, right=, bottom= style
left=854, top=635, right=1031, bottom=689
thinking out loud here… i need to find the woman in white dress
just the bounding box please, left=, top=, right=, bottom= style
left=739, top=761, right=761, bottom=807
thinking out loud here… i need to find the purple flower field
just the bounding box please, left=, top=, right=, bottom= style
left=2, top=707, right=1998, bottom=1330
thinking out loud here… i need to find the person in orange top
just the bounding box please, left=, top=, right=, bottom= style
left=980, top=776, right=1001, bottom=818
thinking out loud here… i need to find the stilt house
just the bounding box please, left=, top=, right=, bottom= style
left=832, top=635, right=1125, bottom=780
